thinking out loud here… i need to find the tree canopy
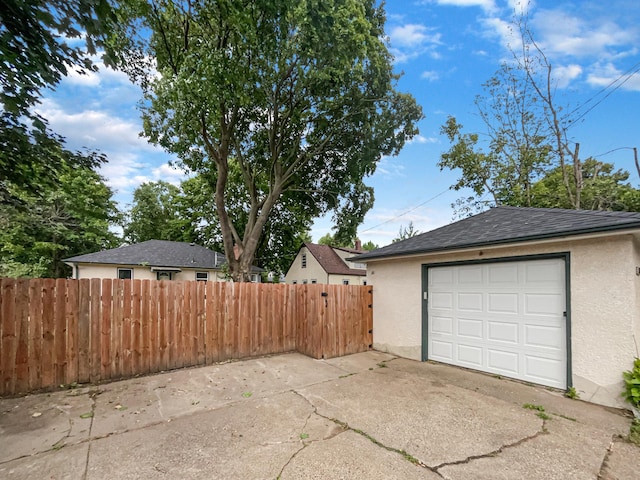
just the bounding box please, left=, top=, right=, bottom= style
left=438, top=17, right=639, bottom=217
left=113, top=0, right=423, bottom=280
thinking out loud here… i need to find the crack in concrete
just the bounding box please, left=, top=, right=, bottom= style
left=290, top=389, right=441, bottom=477
left=596, top=435, right=622, bottom=480
left=433, top=419, right=549, bottom=473
left=81, top=389, right=101, bottom=480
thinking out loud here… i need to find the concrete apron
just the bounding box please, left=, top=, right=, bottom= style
left=0, top=351, right=637, bottom=480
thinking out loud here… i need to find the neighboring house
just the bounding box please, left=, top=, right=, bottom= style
left=351, top=206, right=640, bottom=409
left=286, top=242, right=367, bottom=285
left=64, top=240, right=263, bottom=282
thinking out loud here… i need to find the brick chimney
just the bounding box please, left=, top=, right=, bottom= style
left=355, top=239, right=362, bottom=251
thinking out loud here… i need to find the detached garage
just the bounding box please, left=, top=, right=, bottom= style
left=353, top=207, right=640, bottom=408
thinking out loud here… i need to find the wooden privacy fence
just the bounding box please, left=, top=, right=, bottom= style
left=0, top=278, right=373, bottom=396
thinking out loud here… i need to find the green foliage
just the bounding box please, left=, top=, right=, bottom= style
left=622, top=357, right=640, bottom=410
left=0, top=0, right=115, bottom=121
left=113, top=0, right=422, bottom=280
left=124, top=181, right=194, bottom=244
left=565, top=387, right=579, bottom=400
left=438, top=56, right=640, bottom=216
left=0, top=157, right=120, bottom=278
left=530, top=160, right=640, bottom=212
left=630, top=419, right=640, bottom=446
left=361, top=240, right=378, bottom=251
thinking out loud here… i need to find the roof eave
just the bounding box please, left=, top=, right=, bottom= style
left=351, top=223, right=640, bottom=262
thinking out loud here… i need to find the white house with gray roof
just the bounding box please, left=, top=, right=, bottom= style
left=351, top=206, right=640, bottom=409
left=64, top=240, right=263, bottom=282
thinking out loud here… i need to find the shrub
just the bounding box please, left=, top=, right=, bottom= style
left=622, top=357, right=640, bottom=410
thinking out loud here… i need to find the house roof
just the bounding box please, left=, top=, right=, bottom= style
left=352, top=206, right=640, bottom=262
left=64, top=240, right=263, bottom=272
left=304, top=243, right=366, bottom=276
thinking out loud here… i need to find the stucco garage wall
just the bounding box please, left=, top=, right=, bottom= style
left=368, top=256, right=423, bottom=360
left=367, top=234, right=639, bottom=408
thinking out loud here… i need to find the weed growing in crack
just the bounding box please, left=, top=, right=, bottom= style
left=565, top=387, right=579, bottom=399
left=523, top=404, right=551, bottom=420
left=377, top=362, right=388, bottom=368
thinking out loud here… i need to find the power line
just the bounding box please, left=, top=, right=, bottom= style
left=565, top=61, right=640, bottom=128
left=359, top=188, right=450, bottom=234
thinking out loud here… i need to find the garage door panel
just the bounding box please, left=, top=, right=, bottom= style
left=524, top=324, right=564, bottom=349
left=487, top=293, right=519, bottom=313
left=525, top=294, right=564, bottom=316
left=458, top=292, right=483, bottom=311
left=431, top=340, right=454, bottom=361
left=431, top=292, right=454, bottom=309
left=427, top=258, right=567, bottom=389
left=458, top=266, right=483, bottom=283
left=487, top=321, right=518, bottom=344
left=457, top=318, right=483, bottom=339
left=487, top=349, right=519, bottom=374
left=488, top=264, right=518, bottom=283
left=457, top=344, right=483, bottom=367
left=525, top=355, right=564, bottom=387
left=430, top=268, right=454, bottom=285
left=431, top=316, right=453, bottom=335
left=525, top=261, right=563, bottom=283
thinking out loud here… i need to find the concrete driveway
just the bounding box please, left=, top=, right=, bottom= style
left=1, top=351, right=638, bottom=479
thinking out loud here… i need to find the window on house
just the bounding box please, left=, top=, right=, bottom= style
left=342, top=279, right=349, bottom=285
left=251, top=274, right=260, bottom=283
left=156, top=271, right=174, bottom=281
left=196, top=272, right=208, bottom=281
left=118, top=268, right=132, bottom=280
left=301, top=253, right=307, bottom=268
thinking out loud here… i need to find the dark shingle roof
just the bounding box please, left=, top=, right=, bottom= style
left=64, top=240, right=263, bottom=272
left=305, top=243, right=366, bottom=276
left=352, top=206, right=640, bottom=262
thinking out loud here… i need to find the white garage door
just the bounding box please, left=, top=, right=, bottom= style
left=427, top=258, right=567, bottom=389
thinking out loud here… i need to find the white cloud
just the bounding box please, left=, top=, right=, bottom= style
left=435, top=0, right=496, bottom=12
left=553, top=64, right=583, bottom=88
left=587, top=63, right=640, bottom=92
left=376, top=156, right=406, bottom=177
left=532, top=9, right=637, bottom=60
left=388, top=23, right=442, bottom=63
left=421, top=70, right=441, bottom=81
left=38, top=99, right=155, bottom=153
left=152, top=163, right=190, bottom=185
left=407, top=134, right=439, bottom=145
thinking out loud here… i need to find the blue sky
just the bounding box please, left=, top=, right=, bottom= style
left=39, top=0, right=640, bottom=247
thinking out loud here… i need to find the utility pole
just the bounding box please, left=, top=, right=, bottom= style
left=634, top=147, right=639, bottom=182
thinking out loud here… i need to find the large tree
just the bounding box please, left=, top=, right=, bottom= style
left=0, top=0, right=116, bottom=202
left=439, top=14, right=639, bottom=216
left=0, top=157, right=120, bottom=278
left=113, top=0, right=422, bottom=281
left=124, top=180, right=194, bottom=244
